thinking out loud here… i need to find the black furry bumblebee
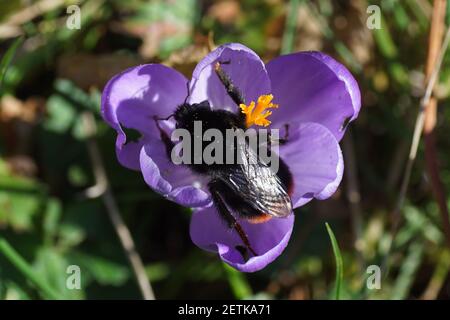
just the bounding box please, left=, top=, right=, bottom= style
left=156, top=61, right=293, bottom=256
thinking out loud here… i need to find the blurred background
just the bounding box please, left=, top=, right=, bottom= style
left=1, top=0, right=450, bottom=300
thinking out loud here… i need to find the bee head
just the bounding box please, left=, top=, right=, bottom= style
left=174, top=100, right=211, bottom=128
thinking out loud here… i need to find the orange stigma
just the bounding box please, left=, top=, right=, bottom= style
left=239, top=94, right=279, bottom=127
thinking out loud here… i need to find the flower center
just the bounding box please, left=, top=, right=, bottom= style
left=239, top=94, right=279, bottom=127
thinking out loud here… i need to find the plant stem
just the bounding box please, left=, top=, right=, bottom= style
left=423, top=0, right=450, bottom=249
left=342, top=132, right=364, bottom=275
left=81, top=112, right=155, bottom=300
left=383, top=10, right=450, bottom=273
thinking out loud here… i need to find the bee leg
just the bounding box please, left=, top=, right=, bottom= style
left=281, top=124, right=290, bottom=144
left=209, top=179, right=258, bottom=257
left=269, top=123, right=290, bottom=147
left=235, top=245, right=250, bottom=261
left=214, top=61, right=246, bottom=107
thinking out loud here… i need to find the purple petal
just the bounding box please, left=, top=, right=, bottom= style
left=278, top=122, right=343, bottom=208
left=101, top=64, right=188, bottom=170
left=188, top=43, right=271, bottom=112
left=190, top=206, right=294, bottom=272
left=139, top=142, right=211, bottom=208
left=266, top=51, right=361, bottom=141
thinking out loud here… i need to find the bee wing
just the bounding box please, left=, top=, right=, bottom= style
left=219, top=141, right=292, bottom=218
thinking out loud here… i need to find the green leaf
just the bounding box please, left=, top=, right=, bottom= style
left=325, top=222, right=343, bottom=300
left=33, top=247, right=83, bottom=299
left=0, top=36, right=23, bottom=90
left=54, top=79, right=99, bottom=113
left=0, top=173, right=45, bottom=231
left=57, top=223, right=86, bottom=249
left=44, top=95, right=76, bottom=133
left=44, top=79, right=102, bottom=139
left=68, top=252, right=130, bottom=286
left=67, top=165, right=89, bottom=187
left=145, top=263, right=170, bottom=282
left=42, top=198, right=62, bottom=246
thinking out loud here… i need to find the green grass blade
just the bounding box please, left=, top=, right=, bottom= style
left=281, top=0, right=301, bottom=54
left=325, top=222, right=343, bottom=300
left=390, top=243, right=424, bottom=300
left=0, top=36, right=23, bottom=90
left=0, top=238, right=60, bottom=300
left=447, top=1, right=450, bottom=25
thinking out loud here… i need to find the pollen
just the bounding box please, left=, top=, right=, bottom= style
left=239, top=94, right=279, bottom=127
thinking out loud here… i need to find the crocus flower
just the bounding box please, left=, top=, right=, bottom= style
left=101, top=43, right=360, bottom=272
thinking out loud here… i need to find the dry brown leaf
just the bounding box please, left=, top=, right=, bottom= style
left=57, top=53, right=143, bottom=90
left=295, top=5, right=324, bottom=52
left=207, top=0, right=241, bottom=25
left=5, top=155, right=38, bottom=178
left=331, top=0, right=373, bottom=65
left=0, top=95, right=45, bottom=123
left=110, top=19, right=191, bottom=60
